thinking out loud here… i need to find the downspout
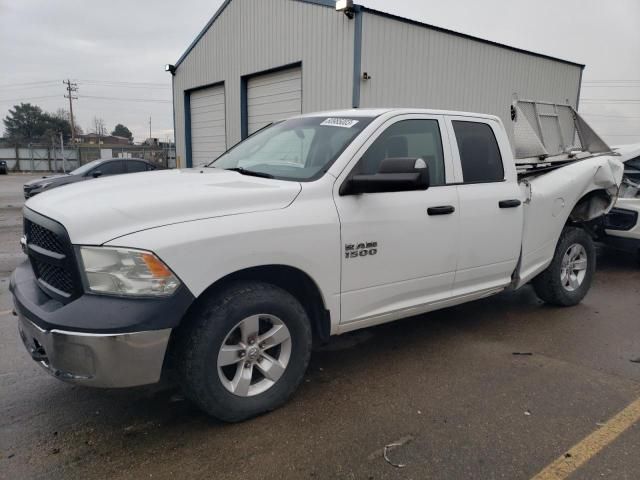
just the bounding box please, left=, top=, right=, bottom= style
left=184, top=90, right=193, bottom=168
left=352, top=5, right=363, bottom=109
left=171, top=73, right=177, bottom=168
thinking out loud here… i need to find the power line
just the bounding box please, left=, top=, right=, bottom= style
left=583, top=80, right=640, bottom=84
left=79, top=95, right=171, bottom=104
left=580, top=113, right=640, bottom=119
left=81, top=83, right=171, bottom=90
left=581, top=99, right=640, bottom=104
left=77, top=79, right=170, bottom=87
left=601, top=134, right=640, bottom=137
left=0, top=94, right=61, bottom=102
left=0, top=83, right=62, bottom=91
left=0, top=81, right=170, bottom=91
left=0, top=80, right=61, bottom=88
left=0, top=94, right=171, bottom=104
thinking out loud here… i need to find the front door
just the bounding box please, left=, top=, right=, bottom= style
left=334, top=115, right=460, bottom=327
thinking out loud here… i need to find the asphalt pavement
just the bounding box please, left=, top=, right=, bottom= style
left=1, top=173, right=639, bottom=480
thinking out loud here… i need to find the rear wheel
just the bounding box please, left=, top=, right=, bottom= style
left=175, top=282, right=312, bottom=422
left=532, top=227, right=596, bottom=306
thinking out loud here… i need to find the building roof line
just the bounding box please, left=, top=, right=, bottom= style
left=175, top=0, right=232, bottom=68
left=174, top=0, right=334, bottom=68
left=174, top=0, right=585, bottom=70
left=361, top=6, right=585, bottom=69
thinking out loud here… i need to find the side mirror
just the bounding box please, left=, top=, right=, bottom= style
left=340, top=157, right=430, bottom=195
left=91, top=170, right=102, bottom=178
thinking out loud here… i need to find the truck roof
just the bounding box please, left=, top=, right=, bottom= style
left=298, top=108, right=502, bottom=123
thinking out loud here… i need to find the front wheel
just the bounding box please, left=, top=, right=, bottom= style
left=175, top=282, right=312, bottom=422
left=532, top=227, right=596, bottom=306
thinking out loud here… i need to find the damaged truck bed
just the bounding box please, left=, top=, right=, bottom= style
left=510, top=100, right=624, bottom=286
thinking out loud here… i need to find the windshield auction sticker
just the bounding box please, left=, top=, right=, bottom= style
left=320, top=118, right=359, bottom=128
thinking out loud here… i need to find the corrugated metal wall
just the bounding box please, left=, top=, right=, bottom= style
left=174, top=1, right=582, bottom=164
left=358, top=12, right=582, bottom=141
left=173, top=0, right=355, bottom=165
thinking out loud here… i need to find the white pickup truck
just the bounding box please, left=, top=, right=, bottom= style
left=11, top=107, right=622, bottom=421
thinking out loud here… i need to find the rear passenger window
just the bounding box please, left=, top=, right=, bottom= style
left=95, top=161, right=125, bottom=176
left=127, top=161, right=147, bottom=173
left=354, top=119, right=446, bottom=186
left=452, top=121, right=504, bottom=183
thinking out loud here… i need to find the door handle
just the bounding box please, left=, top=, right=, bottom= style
left=499, top=199, right=522, bottom=209
left=427, top=205, right=456, bottom=216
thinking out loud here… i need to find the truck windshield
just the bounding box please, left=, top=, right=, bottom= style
left=210, top=116, right=374, bottom=181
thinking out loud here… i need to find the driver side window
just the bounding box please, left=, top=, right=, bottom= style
left=352, top=119, right=446, bottom=186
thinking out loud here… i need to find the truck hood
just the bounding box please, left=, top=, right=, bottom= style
left=25, top=168, right=302, bottom=244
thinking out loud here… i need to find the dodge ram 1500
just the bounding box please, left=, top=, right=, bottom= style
left=11, top=107, right=622, bottom=421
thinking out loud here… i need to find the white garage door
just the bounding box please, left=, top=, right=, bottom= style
left=247, top=67, right=302, bottom=135
left=190, top=85, right=226, bottom=167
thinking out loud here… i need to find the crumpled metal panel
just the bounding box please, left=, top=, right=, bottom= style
left=515, top=156, right=624, bottom=288
left=574, top=112, right=611, bottom=154
left=512, top=100, right=611, bottom=161
left=512, top=104, right=549, bottom=159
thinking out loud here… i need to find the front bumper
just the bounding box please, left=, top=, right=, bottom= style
left=17, top=314, right=171, bottom=388
left=10, top=260, right=194, bottom=388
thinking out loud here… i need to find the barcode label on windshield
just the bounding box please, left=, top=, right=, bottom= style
left=320, top=118, right=359, bottom=128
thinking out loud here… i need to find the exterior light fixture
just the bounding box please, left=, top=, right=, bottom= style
left=336, top=0, right=355, bottom=19
left=165, top=64, right=176, bottom=76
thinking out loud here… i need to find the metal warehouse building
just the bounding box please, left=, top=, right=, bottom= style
left=171, top=0, right=584, bottom=167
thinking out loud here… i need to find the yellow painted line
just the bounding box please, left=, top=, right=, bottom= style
left=531, top=396, right=640, bottom=480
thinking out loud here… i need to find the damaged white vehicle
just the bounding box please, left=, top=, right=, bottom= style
left=12, top=102, right=622, bottom=421
left=595, top=143, right=640, bottom=261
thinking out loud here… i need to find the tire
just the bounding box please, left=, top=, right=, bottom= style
left=532, top=226, right=596, bottom=306
left=175, top=281, right=312, bottom=422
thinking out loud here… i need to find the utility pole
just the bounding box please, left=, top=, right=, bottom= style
left=149, top=116, right=152, bottom=141
left=63, top=79, right=78, bottom=144
left=60, top=132, right=67, bottom=173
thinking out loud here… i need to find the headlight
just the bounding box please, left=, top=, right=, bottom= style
left=38, top=181, right=53, bottom=189
left=79, top=247, right=180, bottom=297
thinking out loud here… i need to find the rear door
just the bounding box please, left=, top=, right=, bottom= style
left=126, top=160, right=148, bottom=173
left=93, top=160, right=125, bottom=177
left=445, top=116, right=523, bottom=295
left=334, top=114, right=460, bottom=326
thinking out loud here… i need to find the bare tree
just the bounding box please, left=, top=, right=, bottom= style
left=91, top=117, right=107, bottom=136
left=55, top=108, right=82, bottom=135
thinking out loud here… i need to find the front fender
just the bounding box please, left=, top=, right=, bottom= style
left=104, top=194, right=342, bottom=331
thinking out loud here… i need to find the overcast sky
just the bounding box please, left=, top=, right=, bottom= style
left=1, top=0, right=639, bottom=145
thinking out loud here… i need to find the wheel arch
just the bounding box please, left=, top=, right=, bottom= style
left=179, top=264, right=331, bottom=345
left=566, top=188, right=616, bottom=227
